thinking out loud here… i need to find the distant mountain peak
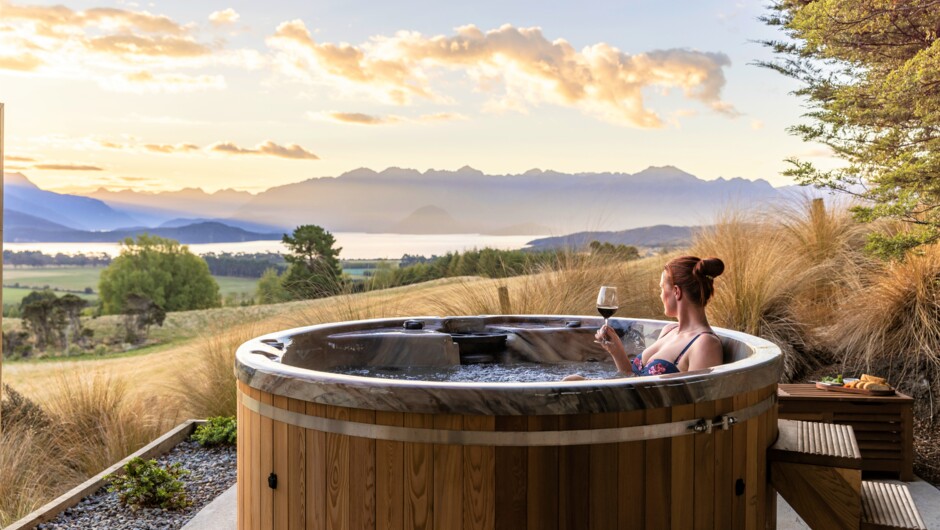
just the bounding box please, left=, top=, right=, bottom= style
left=4, top=172, right=39, bottom=189
left=456, top=165, right=484, bottom=176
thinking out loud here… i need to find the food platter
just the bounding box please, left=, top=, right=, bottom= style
left=814, top=381, right=895, bottom=396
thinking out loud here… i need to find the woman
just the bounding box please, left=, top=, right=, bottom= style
left=566, top=256, right=725, bottom=380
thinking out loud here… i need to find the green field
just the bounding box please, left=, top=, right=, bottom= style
left=2, top=267, right=259, bottom=306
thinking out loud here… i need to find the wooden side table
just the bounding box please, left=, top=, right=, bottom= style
left=777, top=384, right=914, bottom=481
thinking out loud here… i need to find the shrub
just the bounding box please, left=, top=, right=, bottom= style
left=108, top=457, right=190, bottom=510
left=192, top=416, right=237, bottom=447
left=1, top=384, right=50, bottom=434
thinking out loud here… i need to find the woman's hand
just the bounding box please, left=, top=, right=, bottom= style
left=595, top=324, right=631, bottom=374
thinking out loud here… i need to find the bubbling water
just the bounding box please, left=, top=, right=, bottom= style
left=333, top=360, right=623, bottom=383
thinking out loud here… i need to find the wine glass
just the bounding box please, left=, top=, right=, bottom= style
left=595, top=286, right=619, bottom=345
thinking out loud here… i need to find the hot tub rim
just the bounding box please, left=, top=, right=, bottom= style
left=235, top=315, right=782, bottom=415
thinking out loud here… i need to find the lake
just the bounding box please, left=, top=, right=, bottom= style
left=4, top=233, right=548, bottom=260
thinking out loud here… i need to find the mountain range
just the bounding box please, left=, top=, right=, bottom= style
left=2, top=166, right=816, bottom=243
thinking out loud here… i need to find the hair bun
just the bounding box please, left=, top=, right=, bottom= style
left=694, top=257, right=725, bottom=280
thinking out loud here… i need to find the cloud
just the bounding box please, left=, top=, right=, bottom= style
left=209, top=9, right=239, bottom=26
left=209, top=140, right=319, bottom=160
left=0, top=53, right=42, bottom=71
left=102, top=70, right=226, bottom=93
left=751, top=119, right=764, bottom=130
left=0, top=0, right=240, bottom=92
left=308, top=110, right=468, bottom=125
left=84, top=34, right=211, bottom=58
left=6, top=155, right=36, bottom=162
left=418, top=112, right=468, bottom=122
left=268, top=22, right=737, bottom=127
left=144, top=143, right=200, bottom=153
left=34, top=163, right=103, bottom=170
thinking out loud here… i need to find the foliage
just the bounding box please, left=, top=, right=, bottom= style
left=108, top=457, right=190, bottom=510
left=191, top=416, right=237, bottom=447
left=588, top=240, right=641, bottom=261
left=201, top=252, right=287, bottom=278
left=18, top=290, right=88, bottom=352
left=121, top=293, right=167, bottom=344
left=3, top=250, right=111, bottom=267
left=98, top=235, right=221, bottom=314
left=369, top=248, right=563, bottom=289
left=281, top=225, right=344, bottom=299
left=760, top=0, right=940, bottom=258
left=255, top=266, right=289, bottom=304
left=1, top=384, right=50, bottom=433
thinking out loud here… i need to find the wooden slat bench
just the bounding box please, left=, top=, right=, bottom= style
left=777, top=384, right=914, bottom=480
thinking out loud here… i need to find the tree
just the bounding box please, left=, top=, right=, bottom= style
left=255, top=267, right=288, bottom=304
left=98, top=235, right=221, bottom=314
left=761, top=0, right=940, bottom=258
left=122, top=293, right=167, bottom=344
left=281, top=225, right=343, bottom=299
left=20, top=290, right=63, bottom=351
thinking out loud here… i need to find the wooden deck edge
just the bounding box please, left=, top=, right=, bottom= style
left=5, top=419, right=207, bottom=530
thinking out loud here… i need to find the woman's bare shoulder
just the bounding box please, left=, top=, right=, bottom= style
left=657, top=322, right=679, bottom=339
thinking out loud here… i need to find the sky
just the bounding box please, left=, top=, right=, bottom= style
left=0, top=0, right=837, bottom=193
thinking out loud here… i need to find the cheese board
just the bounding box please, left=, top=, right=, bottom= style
left=814, top=381, right=895, bottom=396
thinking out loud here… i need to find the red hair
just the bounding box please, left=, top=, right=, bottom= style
left=664, top=256, right=725, bottom=306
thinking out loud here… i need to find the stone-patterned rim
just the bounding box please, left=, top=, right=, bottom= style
left=235, top=315, right=783, bottom=415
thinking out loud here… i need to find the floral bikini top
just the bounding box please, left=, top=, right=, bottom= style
left=631, top=327, right=716, bottom=376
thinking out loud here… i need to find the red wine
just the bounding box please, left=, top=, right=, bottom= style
left=597, top=306, right=617, bottom=319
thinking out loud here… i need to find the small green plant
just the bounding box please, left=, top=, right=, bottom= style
left=108, top=457, right=190, bottom=510
left=191, top=416, right=237, bottom=447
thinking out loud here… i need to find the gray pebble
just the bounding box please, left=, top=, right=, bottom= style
left=38, top=440, right=236, bottom=530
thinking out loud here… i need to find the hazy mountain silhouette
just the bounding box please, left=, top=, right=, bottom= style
left=391, top=205, right=465, bottom=234
left=87, top=187, right=254, bottom=227
left=4, top=172, right=139, bottom=230
left=10, top=166, right=789, bottom=237
left=4, top=215, right=281, bottom=244
left=527, top=225, right=697, bottom=250
left=230, top=165, right=782, bottom=234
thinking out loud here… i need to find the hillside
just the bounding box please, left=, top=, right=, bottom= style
left=527, top=225, right=697, bottom=250
left=3, top=218, right=281, bottom=244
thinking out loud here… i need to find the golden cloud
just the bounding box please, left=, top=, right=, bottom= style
left=0, top=0, right=232, bottom=92
left=209, top=140, right=319, bottom=160
left=104, top=70, right=226, bottom=93
left=0, top=53, right=42, bottom=71
left=209, top=9, right=240, bottom=26
left=85, top=34, right=210, bottom=58
left=144, top=143, right=200, bottom=153
left=34, top=163, right=103, bottom=171
left=309, top=110, right=468, bottom=125
left=6, top=155, right=36, bottom=162
left=269, top=22, right=737, bottom=127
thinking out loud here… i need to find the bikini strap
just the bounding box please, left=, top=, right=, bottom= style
left=673, top=331, right=715, bottom=366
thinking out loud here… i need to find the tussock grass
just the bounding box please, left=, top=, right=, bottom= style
left=0, top=373, right=174, bottom=527
left=43, top=370, right=175, bottom=477
left=433, top=252, right=667, bottom=318
left=692, top=198, right=869, bottom=382
left=0, top=422, right=78, bottom=527
left=174, top=323, right=265, bottom=418
left=824, top=244, right=940, bottom=414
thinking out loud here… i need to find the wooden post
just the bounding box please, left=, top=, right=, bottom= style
left=497, top=286, right=511, bottom=314
left=1, top=101, right=5, bottom=438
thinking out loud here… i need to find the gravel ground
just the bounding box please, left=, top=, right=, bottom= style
left=38, top=440, right=236, bottom=530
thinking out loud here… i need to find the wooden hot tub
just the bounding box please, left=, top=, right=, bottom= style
left=235, top=316, right=782, bottom=530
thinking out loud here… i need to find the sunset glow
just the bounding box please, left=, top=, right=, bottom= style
left=0, top=0, right=830, bottom=193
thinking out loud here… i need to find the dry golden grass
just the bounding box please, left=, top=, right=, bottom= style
left=42, top=370, right=176, bottom=478
left=0, top=422, right=79, bottom=527
left=823, top=244, right=940, bottom=410
left=692, top=198, right=870, bottom=381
